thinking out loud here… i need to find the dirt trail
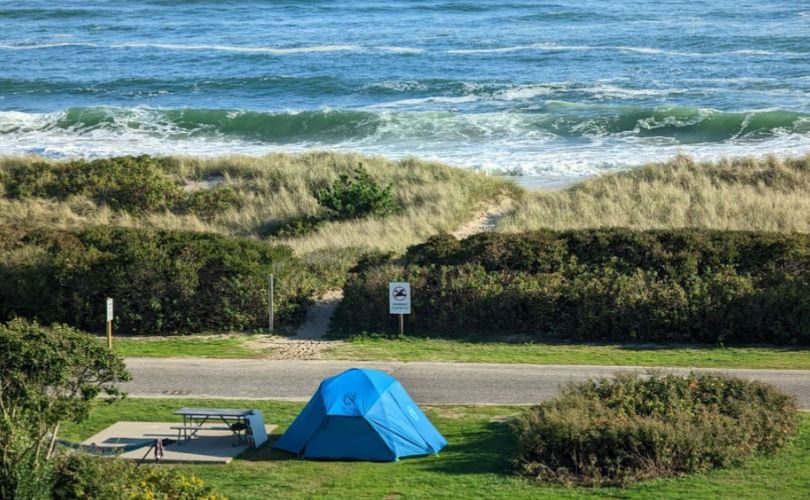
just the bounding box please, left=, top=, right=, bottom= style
left=261, top=198, right=514, bottom=359
left=451, top=197, right=514, bottom=239
left=250, top=290, right=344, bottom=359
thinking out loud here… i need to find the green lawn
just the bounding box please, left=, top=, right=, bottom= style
left=111, top=334, right=810, bottom=370
left=328, top=337, right=810, bottom=369
left=111, top=335, right=259, bottom=358
left=60, top=398, right=810, bottom=499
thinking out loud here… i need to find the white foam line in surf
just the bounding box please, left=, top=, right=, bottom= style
left=378, top=46, right=425, bottom=54
left=0, top=42, right=99, bottom=49
left=0, top=42, right=365, bottom=54
left=446, top=43, right=807, bottom=57
left=1, top=42, right=805, bottom=58
left=0, top=42, right=425, bottom=55
left=112, top=43, right=363, bottom=54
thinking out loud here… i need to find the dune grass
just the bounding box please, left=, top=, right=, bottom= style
left=59, top=398, right=810, bottom=499
left=0, top=152, right=513, bottom=259
left=499, top=154, right=810, bottom=233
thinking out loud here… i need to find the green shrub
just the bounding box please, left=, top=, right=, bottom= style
left=53, top=454, right=226, bottom=499
left=0, top=155, right=242, bottom=216
left=512, top=373, right=798, bottom=486
left=1, top=161, right=57, bottom=198
left=315, top=164, right=398, bottom=220
left=0, top=319, right=129, bottom=499
left=0, top=225, right=323, bottom=335
left=333, top=229, right=810, bottom=344
left=176, top=186, right=241, bottom=218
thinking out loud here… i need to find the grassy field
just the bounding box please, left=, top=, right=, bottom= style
left=110, top=335, right=810, bottom=370
left=59, top=398, right=810, bottom=499
left=112, top=336, right=260, bottom=359
left=330, top=337, right=810, bottom=369
left=499, top=154, right=810, bottom=233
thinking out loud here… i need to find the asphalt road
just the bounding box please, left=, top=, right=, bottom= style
left=124, top=358, right=810, bottom=409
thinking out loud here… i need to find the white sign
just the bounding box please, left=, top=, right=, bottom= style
left=389, top=282, right=411, bottom=315
left=106, top=298, right=114, bottom=322
left=246, top=410, right=268, bottom=449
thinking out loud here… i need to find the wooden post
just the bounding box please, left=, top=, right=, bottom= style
left=268, top=274, right=274, bottom=332
left=399, top=313, right=404, bottom=336
left=106, top=297, right=113, bottom=349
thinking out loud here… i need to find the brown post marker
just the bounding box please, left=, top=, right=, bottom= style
left=105, top=297, right=114, bottom=349
left=399, top=313, right=404, bottom=336
left=268, top=274, right=274, bottom=332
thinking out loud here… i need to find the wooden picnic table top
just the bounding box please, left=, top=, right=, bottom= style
left=174, top=407, right=253, bottom=418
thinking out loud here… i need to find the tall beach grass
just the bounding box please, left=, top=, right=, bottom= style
left=498, top=154, right=810, bottom=233
left=0, top=152, right=514, bottom=278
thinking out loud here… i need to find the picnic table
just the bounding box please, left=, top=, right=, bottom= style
left=172, top=407, right=254, bottom=445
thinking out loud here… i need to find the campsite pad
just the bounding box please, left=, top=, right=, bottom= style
left=81, top=422, right=277, bottom=464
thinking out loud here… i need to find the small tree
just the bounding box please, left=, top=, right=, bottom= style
left=0, top=318, right=130, bottom=499
left=314, top=164, right=398, bottom=220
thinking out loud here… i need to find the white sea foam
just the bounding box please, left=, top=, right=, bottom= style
left=112, top=43, right=363, bottom=54
left=378, top=46, right=425, bottom=54
left=495, top=85, right=560, bottom=100
left=2, top=41, right=805, bottom=59
left=446, top=43, right=807, bottom=58
left=368, top=94, right=484, bottom=109
left=1, top=109, right=809, bottom=185
left=0, top=42, right=364, bottom=54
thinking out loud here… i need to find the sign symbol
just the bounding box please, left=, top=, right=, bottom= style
left=389, top=282, right=411, bottom=316
left=393, top=286, right=408, bottom=301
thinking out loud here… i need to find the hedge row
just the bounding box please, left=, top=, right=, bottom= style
left=512, top=373, right=798, bottom=485
left=0, top=155, right=239, bottom=215
left=405, top=229, right=810, bottom=276
left=0, top=225, right=321, bottom=335
left=333, top=229, right=810, bottom=344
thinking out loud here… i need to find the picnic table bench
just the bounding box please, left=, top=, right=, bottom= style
left=173, top=407, right=254, bottom=446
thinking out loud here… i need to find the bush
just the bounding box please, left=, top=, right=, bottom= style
left=0, top=319, right=129, bottom=499
left=333, top=229, right=810, bottom=344
left=315, top=164, right=398, bottom=220
left=0, top=225, right=323, bottom=335
left=512, top=373, right=798, bottom=486
left=0, top=155, right=240, bottom=215
left=53, top=454, right=226, bottom=499
left=176, top=186, right=242, bottom=218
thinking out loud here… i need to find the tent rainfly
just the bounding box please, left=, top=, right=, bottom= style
left=273, top=368, right=447, bottom=461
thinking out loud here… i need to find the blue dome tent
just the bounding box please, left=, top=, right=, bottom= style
left=273, top=368, right=447, bottom=461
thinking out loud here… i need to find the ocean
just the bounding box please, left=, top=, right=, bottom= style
left=1, top=0, right=809, bottom=186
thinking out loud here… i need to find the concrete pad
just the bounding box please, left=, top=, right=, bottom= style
left=81, top=421, right=277, bottom=464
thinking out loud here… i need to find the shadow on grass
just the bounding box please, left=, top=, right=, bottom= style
left=237, top=420, right=518, bottom=476
left=236, top=435, right=301, bottom=462
left=418, top=421, right=516, bottom=476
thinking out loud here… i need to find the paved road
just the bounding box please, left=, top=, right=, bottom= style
left=124, top=358, right=810, bottom=409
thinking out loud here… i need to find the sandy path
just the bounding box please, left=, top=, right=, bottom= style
left=264, top=198, right=514, bottom=358
left=451, top=197, right=514, bottom=239
left=249, top=290, right=344, bottom=359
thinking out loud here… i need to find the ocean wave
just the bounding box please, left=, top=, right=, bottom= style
left=446, top=43, right=806, bottom=58
left=0, top=42, right=364, bottom=54
left=2, top=106, right=808, bottom=145
left=2, top=106, right=809, bottom=181
left=378, top=46, right=425, bottom=54
left=2, top=41, right=804, bottom=58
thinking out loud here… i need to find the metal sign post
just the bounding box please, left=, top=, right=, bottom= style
left=268, top=274, right=274, bottom=332
left=389, top=282, right=411, bottom=335
left=105, top=297, right=114, bottom=349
